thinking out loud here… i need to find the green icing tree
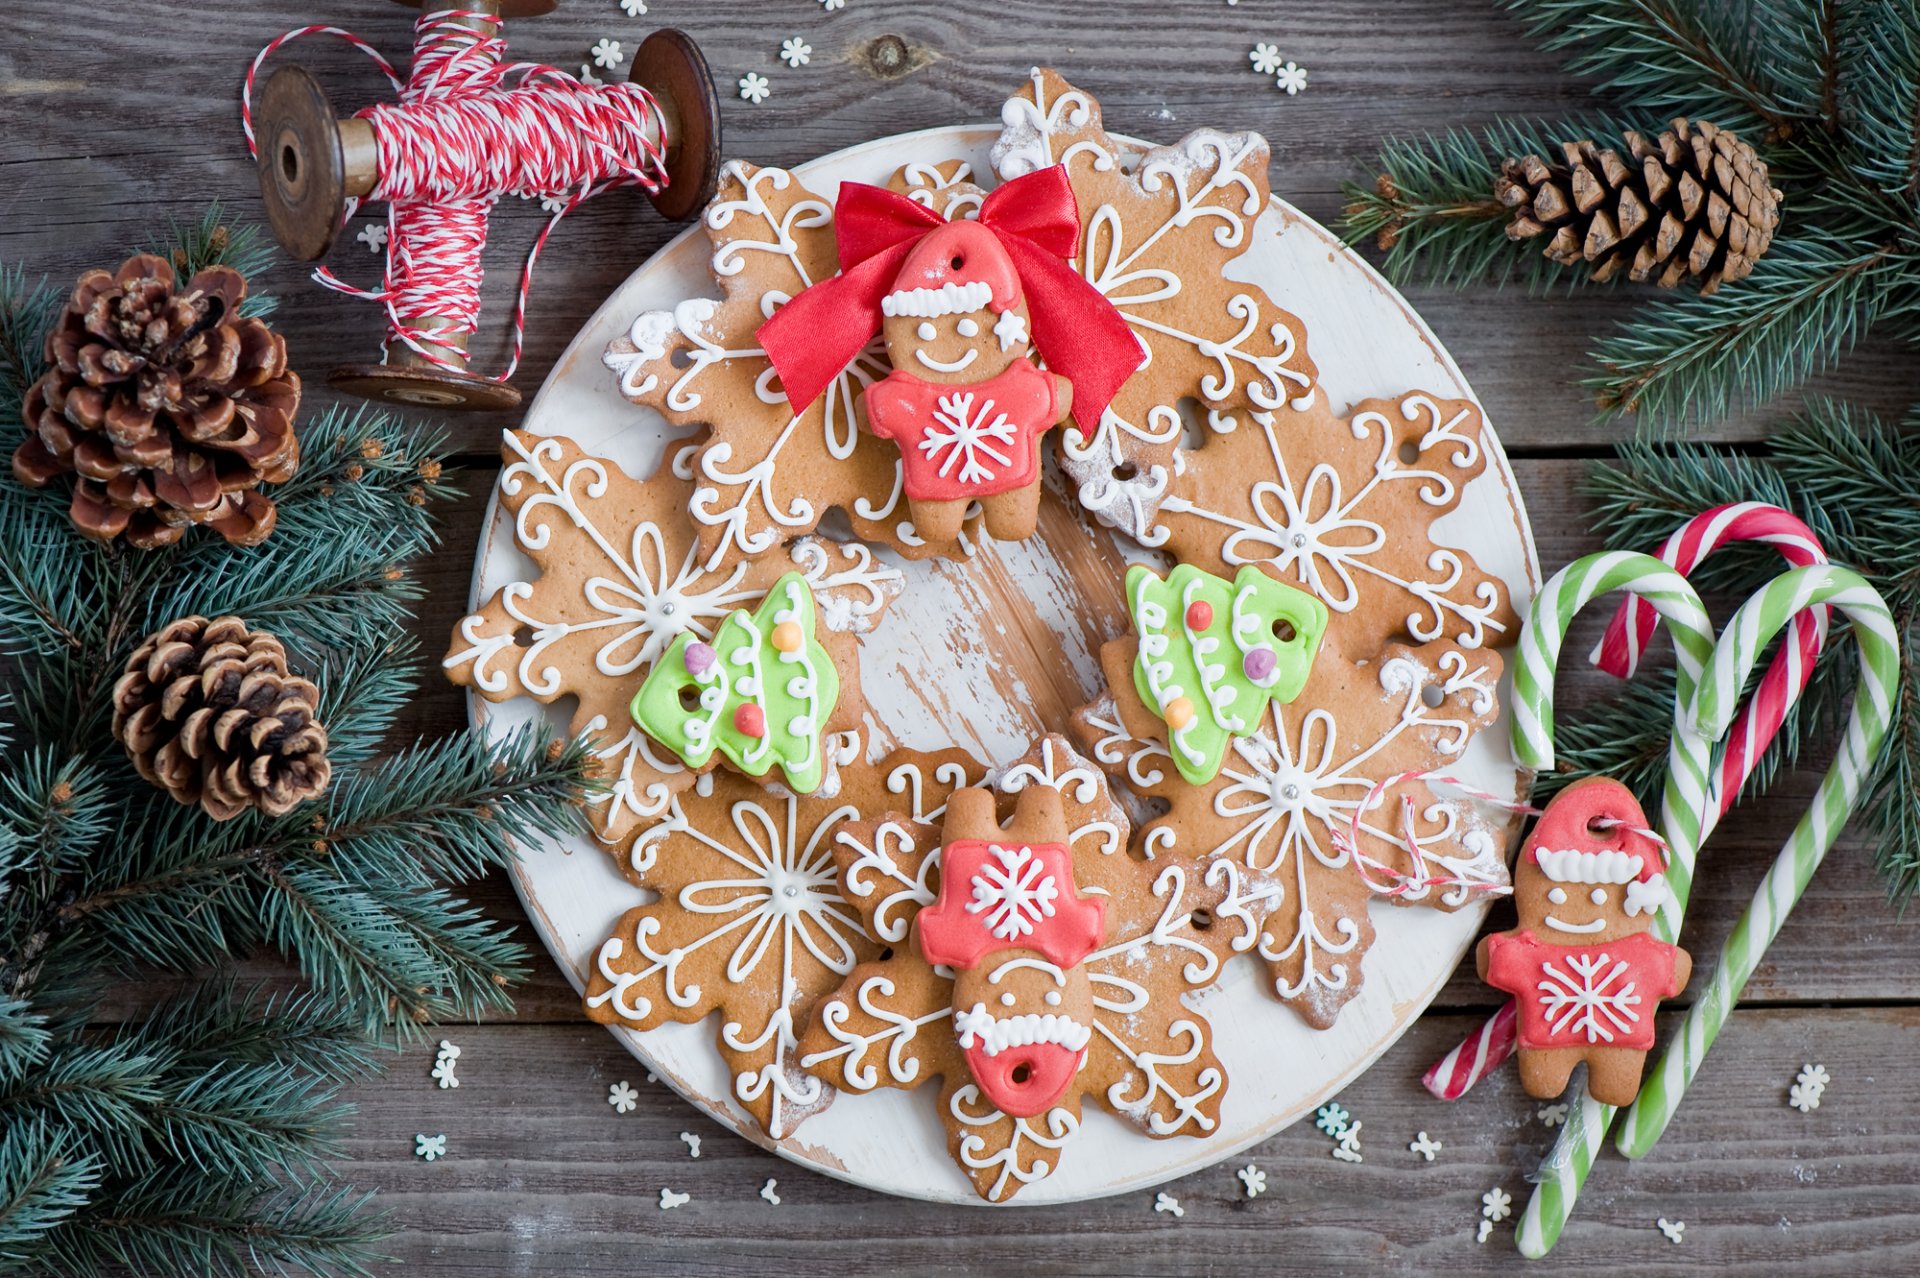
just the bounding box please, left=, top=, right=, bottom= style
left=1128, top=563, right=1327, bottom=784
left=632, top=572, right=840, bottom=794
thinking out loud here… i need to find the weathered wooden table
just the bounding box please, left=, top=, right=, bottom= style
left=6, top=1, right=1918, bottom=1272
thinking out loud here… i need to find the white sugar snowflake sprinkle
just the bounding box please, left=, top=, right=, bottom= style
left=1275, top=61, right=1309, bottom=96
left=608, top=1081, right=639, bottom=1114
left=1153, top=1192, right=1184, bottom=1218
left=436, top=1040, right=460, bottom=1061
left=430, top=1056, right=459, bottom=1089
left=540, top=195, right=570, bottom=215
left=738, top=72, right=771, bottom=104
left=781, top=38, right=812, bottom=67
left=1314, top=1102, right=1350, bottom=1137
left=1409, top=1131, right=1442, bottom=1161
left=659, top=1187, right=689, bottom=1210
left=1249, top=43, right=1284, bottom=75
left=414, top=1133, right=447, bottom=1162
left=620, top=0, right=648, bottom=15
left=1536, top=1102, right=1570, bottom=1127
left=819, top=0, right=845, bottom=10
left=1481, top=1187, right=1513, bottom=1222
left=356, top=223, right=387, bottom=253
left=1238, top=1164, right=1266, bottom=1198
left=1789, top=1063, right=1830, bottom=1113
left=578, top=63, right=602, bottom=86
left=1332, top=1120, right=1363, bottom=1163
left=1476, top=1219, right=1493, bottom=1244
left=760, top=1177, right=782, bottom=1205
left=1658, top=1217, right=1685, bottom=1244
left=591, top=38, right=624, bottom=70
left=679, top=1131, right=701, bottom=1158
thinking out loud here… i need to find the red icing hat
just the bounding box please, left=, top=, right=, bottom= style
left=883, top=220, right=1023, bottom=317
left=918, top=838, right=1105, bottom=971
left=1523, top=778, right=1667, bottom=884
left=755, top=166, right=1145, bottom=436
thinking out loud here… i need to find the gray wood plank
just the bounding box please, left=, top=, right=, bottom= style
left=343, top=1010, right=1920, bottom=1275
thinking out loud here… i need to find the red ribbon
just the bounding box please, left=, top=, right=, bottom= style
left=756, top=166, right=1143, bottom=435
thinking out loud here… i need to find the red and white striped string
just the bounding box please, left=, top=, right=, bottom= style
left=1334, top=770, right=1538, bottom=901
left=243, top=9, right=671, bottom=381
left=1422, top=504, right=1830, bottom=1103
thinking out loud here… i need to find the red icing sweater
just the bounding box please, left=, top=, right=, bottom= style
left=863, top=360, right=1065, bottom=502
left=1484, top=929, right=1683, bottom=1051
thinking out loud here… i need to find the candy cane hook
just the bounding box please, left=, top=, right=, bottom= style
left=1617, top=565, right=1897, bottom=1159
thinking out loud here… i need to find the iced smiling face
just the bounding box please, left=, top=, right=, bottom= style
left=1511, top=778, right=1669, bottom=945
left=879, top=220, right=1031, bottom=386
left=949, top=949, right=1096, bottom=1118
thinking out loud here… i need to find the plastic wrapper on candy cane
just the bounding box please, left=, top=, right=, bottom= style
left=1423, top=506, right=1828, bottom=1103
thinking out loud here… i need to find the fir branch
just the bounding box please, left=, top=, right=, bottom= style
left=1838, top=0, right=1920, bottom=202
left=0, top=1001, right=52, bottom=1092
left=0, top=267, right=59, bottom=427
left=1342, top=114, right=1652, bottom=291
left=142, top=1064, right=350, bottom=1185
left=0, top=1121, right=99, bottom=1264
left=1504, top=0, right=1809, bottom=131
left=116, top=983, right=376, bottom=1088
left=139, top=203, right=280, bottom=321
left=0, top=1045, right=167, bottom=1176
left=42, top=1175, right=384, bottom=1278
left=1585, top=237, right=1905, bottom=428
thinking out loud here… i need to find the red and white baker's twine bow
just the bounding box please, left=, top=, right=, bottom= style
left=1334, top=770, right=1534, bottom=900
left=1423, top=503, right=1829, bottom=1103
left=243, top=10, right=671, bottom=381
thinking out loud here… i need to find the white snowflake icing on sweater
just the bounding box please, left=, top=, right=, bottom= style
left=967, top=844, right=1061, bottom=940
left=1535, top=951, right=1644, bottom=1044
left=920, top=391, right=1019, bottom=484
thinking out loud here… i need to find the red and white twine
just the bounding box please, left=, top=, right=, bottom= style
left=1333, top=770, right=1539, bottom=900
left=243, top=9, right=672, bottom=381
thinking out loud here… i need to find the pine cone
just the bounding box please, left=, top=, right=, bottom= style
left=113, top=615, right=331, bottom=821
left=12, top=252, right=302, bottom=549
left=1495, top=118, right=1781, bottom=293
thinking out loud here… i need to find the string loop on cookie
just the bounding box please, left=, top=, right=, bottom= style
left=1332, top=769, right=1537, bottom=901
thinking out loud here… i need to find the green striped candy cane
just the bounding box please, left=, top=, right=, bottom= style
left=1508, top=553, right=1718, bottom=1260
left=1618, top=565, right=1900, bottom=1159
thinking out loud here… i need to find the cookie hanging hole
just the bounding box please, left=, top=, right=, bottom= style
left=670, top=346, right=696, bottom=368
left=878, top=947, right=894, bottom=962
left=1397, top=439, right=1421, bottom=464
left=1010, top=1062, right=1033, bottom=1085
left=1586, top=815, right=1621, bottom=840
left=950, top=255, right=965, bottom=270
left=1190, top=906, right=1214, bottom=931
left=677, top=686, right=702, bottom=712
left=1272, top=619, right=1297, bottom=643
left=1112, top=461, right=1139, bottom=481
left=512, top=624, right=537, bottom=647
left=1421, top=683, right=1445, bottom=709
left=1175, top=395, right=1208, bottom=450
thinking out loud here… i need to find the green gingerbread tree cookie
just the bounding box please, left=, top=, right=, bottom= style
left=632, top=572, right=841, bottom=794
left=1128, top=563, right=1328, bottom=785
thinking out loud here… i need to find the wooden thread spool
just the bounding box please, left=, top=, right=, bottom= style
left=252, top=1, right=722, bottom=410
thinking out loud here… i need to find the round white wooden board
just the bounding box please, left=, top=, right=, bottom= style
left=464, top=124, right=1540, bottom=1205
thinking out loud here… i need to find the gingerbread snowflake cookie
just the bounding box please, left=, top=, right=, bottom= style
left=582, top=748, right=962, bottom=1139
left=443, top=431, right=902, bottom=851
left=800, top=737, right=1231, bottom=1202
left=1075, top=615, right=1508, bottom=1028
left=989, top=68, right=1319, bottom=536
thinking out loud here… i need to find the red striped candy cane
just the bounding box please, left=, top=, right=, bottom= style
left=1422, top=503, right=1829, bottom=1102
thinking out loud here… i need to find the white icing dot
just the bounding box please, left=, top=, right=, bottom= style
left=1044, top=991, right=1062, bottom=1007
left=956, top=317, right=980, bottom=337
left=1590, top=887, right=1607, bottom=905
left=916, top=321, right=936, bottom=341
left=1000, top=992, right=1016, bottom=1007
left=1548, top=888, right=1568, bottom=905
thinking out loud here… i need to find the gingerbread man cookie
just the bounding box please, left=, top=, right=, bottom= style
left=1476, top=778, right=1691, bottom=1107
left=758, top=166, right=1145, bottom=543
left=918, top=783, right=1106, bottom=1117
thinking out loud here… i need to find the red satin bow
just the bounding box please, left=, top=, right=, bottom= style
left=756, top=166, right=1143, bottom=435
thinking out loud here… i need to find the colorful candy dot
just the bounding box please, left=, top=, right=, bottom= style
left=1165, top=696, right=1196, bottom=730
left=1243, top=647, right=1277, bottom=682
left=733, top=703, right=767, bottom=738
left=683, top=641, right=716, bottom=677
left=771, top=621, right=804, bottom=653
left=1185, top=600, right=1213, bottom=631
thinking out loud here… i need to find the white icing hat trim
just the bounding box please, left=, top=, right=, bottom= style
left=953, top=1004, right=1092, bottom=1055
left=1623, top=873, right=1669, bottom=917
left=882, top=280, right=995, bottom=319
left=1534, top=847, right=1645, bottom=885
